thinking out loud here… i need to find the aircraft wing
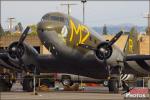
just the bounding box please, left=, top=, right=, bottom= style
left=36, top=54, right=108, bottom=79
left=0, top=52, right=22, bottom=71
left=125, top=54, right=150, bottom=74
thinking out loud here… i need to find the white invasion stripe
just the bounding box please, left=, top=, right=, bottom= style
left=124, top=75, right=131, bottom=81
left=121, top=74, right=125, bottom=80
left=127, top=61, right=149, bottom=74
left=145, top=60, right=150, bottom=66
left=123, top=75, right=130, bottom=81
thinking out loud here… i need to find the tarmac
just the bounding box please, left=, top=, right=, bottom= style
left=1, top=86, right=149, bottom=100
left=0, top=92, right=124, bottom=100
left=0, top=86, right=125, bottom=100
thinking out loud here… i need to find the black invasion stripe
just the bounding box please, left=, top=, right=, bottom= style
left=121, top=74, right=124, bottom=79
left=121, top=74, right=128, bottom=81
left=136, top=60, right=150, bottom=72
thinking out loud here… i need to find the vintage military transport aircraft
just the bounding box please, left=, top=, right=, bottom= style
left=0, top=12, right=150, bottom=93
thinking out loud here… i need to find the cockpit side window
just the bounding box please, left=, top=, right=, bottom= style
left=41, top=14, right=49, bottom=21
left=41, top=15, right=65, bottom=22
left=51, top=16, right=65, bottom=22
left=50, top=16, right=59, bottom=21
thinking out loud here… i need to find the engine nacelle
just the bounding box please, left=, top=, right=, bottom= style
left=8, top=41, right=38, bottom=64
left=95, top=42, right=113, bottom=61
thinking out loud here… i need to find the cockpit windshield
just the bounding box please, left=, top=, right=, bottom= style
left=42, top=14, right=65, bottom=22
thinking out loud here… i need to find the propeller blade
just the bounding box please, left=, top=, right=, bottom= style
left=108, top=30, right=123, bottom=46
left=78, top=44, right=96, bottom=50
left=17, top=26, right=30, bottom=46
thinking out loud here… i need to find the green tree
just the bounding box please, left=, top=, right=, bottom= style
left=127, top=26, right=139, bottom=54
left=130, top=27, right=137, bottom=37
left=29, top=25, right=37, bottom=35
left=145, top=27, right=150, bottom=35
left=18, top=22, right=23, bottom=32
left=0, top=23, right=4, bottom=36
left=15, top=22, right=23, bottom=32
left=4, top=31, right=11, bottom=35
left=102, top=24, right=107, bottom=35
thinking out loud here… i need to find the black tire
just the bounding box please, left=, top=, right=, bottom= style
left=122, top=81, right=129, bottom=91
left=0, top=78, right=11, bottom=91
left=108, top=78, right=119, bottom=93
left=61, top=75, right=73, bottom=86
left=23, top=75, right=33, bottom=92
left=0, top=75, right=12, bottom=91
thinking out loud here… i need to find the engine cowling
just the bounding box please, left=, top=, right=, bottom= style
left=8, top=41, right=38, bottom=64
left=95, top=42, right=113, bottom=61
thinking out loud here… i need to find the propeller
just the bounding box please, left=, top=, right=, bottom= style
left=78, top=30, right=123, bottom=61
left=17, top=27, right=30, bottom=71
left=17, top=26, right=30, bottom=47
left=8, top=26, right=30, bottom=72
left=0, top=26, right=30, bottom=72
left=8, top=27, right=30, bottom=59
left=108, top=31, right=123, bottom=46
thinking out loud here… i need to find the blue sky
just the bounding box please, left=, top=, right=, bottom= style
left=1, top=1, right=149, bottom=29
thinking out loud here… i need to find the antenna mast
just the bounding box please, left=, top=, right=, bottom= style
left=61, top=2, right=77, bottom=16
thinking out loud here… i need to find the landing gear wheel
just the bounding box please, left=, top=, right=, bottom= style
left=0, top=74, right=12, bottom=91
left=122, top=81, right=129, bottom=92
left=0, top=78, right=11, bottom=91
left=61, top=76, right=73, bottom=87
left=23, top=75, right=33, bottom=92
left=103, top=80, right=108, bottom=87
left=108, top=78, right=119, bottom=93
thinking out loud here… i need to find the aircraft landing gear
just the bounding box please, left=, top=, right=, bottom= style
left=23, top=75, right=34, bottom=92
left=61, top=75, right=80, bottom=91
left=0, top=73, right=12, bottom=91
left=61, top=75, right=73, bottom=87
left=108, top=77, right=119, bottom=93
left=107, top=65, right=122, bottom=93
left=122, top=81, right=129, bottom=92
